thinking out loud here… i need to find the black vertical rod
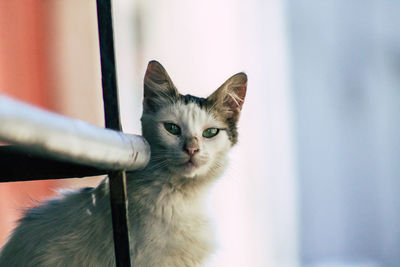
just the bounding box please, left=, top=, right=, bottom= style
left=96, top=1, right=132, bottom=266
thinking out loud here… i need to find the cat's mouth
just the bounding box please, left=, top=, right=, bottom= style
left=184, top=158, right=196, bottom=167
left=178, top=156, right=208, bottom=177
left=182, top=158, right=198, bottom=171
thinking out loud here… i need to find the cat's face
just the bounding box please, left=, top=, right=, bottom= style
left=141, top=61, right=246, bottom=178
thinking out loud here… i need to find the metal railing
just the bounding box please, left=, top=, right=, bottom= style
left=0, top=1, right=146, bottom=266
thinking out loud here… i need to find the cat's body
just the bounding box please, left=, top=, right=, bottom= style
left=0, top=173, right=214, bottom=267
left=0, top=61, right=247, bottom=266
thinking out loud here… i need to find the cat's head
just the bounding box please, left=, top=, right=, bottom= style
left=141, top=60, right=246, bottom=179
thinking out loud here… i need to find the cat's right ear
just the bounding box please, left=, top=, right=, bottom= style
left=207, top=72, right=247, bottom=123
left=143, top=60, right=179, bottom=112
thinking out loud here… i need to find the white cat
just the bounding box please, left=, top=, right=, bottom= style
left=0, top=60, right=247, bottom=267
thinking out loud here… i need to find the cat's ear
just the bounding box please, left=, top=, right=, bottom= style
left=207, top=72, right=247, bottom=122
left=143, top=60, right=179, bottom=112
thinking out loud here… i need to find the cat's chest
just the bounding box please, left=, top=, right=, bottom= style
left=133, top=195, right=210, bottom=241
left=130, top=194, right=214, bottom=265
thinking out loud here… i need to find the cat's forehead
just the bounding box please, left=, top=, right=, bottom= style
left=158, top=101, right=225, bottom=129
left=179, top=94, right=207, bottom=107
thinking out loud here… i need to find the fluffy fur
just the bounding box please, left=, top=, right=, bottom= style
left=0, top=61, right=247, bottom=266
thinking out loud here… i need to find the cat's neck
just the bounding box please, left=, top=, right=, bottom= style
left=127, top=168, right=211, bottom=197
left=124, top=156, right=226, bottom=202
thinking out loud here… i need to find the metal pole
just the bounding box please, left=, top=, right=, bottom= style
left=96, top=1, right=132, bottom=266
left=0, top=95, right=149, bottom=172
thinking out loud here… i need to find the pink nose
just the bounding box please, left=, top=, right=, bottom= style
left=185, top=146, right=199, bottom=156
left=184, top=137, right=199, bottom=156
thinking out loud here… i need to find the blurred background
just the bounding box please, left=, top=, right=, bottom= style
left=1, top=0, right=399, bottom=266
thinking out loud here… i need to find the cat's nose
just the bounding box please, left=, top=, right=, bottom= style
left=184, top=137, right=199, bottom=156
left=185, top=146, right=199, bottom=156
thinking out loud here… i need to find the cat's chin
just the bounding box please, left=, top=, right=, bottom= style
left=174, top=159, right=207, bottom=178
left=181, top=161, right=199, bottom=178
left=183, top=161, right=196, bottom=170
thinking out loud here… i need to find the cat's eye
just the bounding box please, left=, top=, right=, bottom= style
left=202, top=128, right=219, bottom=138
left=164, top=123, right=181, bottom=135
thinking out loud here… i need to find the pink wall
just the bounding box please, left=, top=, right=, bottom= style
left=0, top=1, right=104, bottom=248
left=0, top=2, right=59, bottom=247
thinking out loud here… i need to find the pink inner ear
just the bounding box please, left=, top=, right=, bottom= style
left=236, top=82, right=247, bottom=109
left=225, top=82, right=247, bottom=112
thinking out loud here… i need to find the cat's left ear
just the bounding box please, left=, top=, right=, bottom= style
left=143, top=60, right=179, bottom=112
left=207, top=72, right=247, bottom=122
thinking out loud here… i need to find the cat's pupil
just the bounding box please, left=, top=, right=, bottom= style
left=164, top=122, right=181, bottom=135
left=203, top=128, right=219, bottom=138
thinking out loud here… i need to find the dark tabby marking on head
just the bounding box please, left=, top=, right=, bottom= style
left=180, top=94, right=207, bottom=107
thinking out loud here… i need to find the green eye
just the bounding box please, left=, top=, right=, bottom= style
left=202, top=128, right=219, bottom=138
left=164, top=123, right=181, bottom=135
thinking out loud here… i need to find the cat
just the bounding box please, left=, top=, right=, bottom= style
left=0, top=60, right=247, bottom=267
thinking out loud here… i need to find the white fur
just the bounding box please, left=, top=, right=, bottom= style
left=156, top=102, right=231, bottom=178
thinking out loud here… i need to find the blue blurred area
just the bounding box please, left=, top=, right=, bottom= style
left=287, top=1, right=400, bottom=266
